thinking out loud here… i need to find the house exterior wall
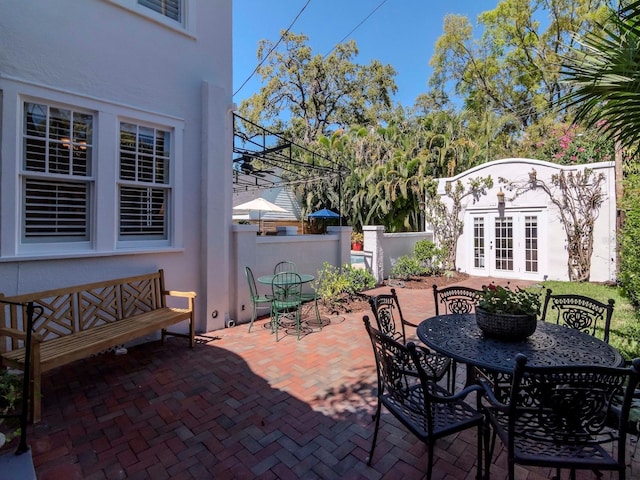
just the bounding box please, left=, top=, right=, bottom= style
left=0, top=1, right=233, bottom=333
left=433, top=158, right=617, bottom=283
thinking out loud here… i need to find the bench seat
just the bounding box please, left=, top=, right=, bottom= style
left=2, top=307, right=191, bottom=372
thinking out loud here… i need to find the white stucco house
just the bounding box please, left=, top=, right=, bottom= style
left=0, top=1, right=233, bottom=333
left=433, top=158, right=617, bottom=283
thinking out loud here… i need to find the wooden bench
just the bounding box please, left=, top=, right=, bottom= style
left=0, top=269, right=196, bottom=423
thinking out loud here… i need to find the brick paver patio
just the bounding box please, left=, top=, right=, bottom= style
left=22, top=276, right=639, bottom=479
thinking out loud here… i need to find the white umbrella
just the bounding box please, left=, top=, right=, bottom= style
left=233, top=198, right=287, bottom=234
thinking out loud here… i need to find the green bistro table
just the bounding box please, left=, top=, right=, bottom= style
left=257, top=273, right=315, bottom=286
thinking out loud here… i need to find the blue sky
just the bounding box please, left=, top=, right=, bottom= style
left=233, top=0, right=492, bottom=107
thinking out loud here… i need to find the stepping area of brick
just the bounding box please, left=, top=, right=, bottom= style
left=25, top=276, right=639, bottom=479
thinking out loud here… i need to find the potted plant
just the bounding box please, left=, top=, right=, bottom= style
left=476, top=283, right=542, bottom=340
left=351, top=231, right=364, bottom=251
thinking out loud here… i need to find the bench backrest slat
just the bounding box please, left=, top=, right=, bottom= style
left=1, top=271, right=165, bottom=350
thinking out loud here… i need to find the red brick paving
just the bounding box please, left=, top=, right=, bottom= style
left=25, top=276, right=639, bottom=479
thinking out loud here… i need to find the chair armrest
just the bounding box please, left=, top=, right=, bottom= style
left=431, top=382, right=484, bottom=403
left=478, top=378, right=509, bottom=412
left=0, top=327, right=43, bottom=343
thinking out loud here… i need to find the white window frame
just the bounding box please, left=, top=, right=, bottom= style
left=0, top=79, right=184, bottom=260
left=117, top=119, right=174, bottom=248
left=103, top=0, right=195, bottom=37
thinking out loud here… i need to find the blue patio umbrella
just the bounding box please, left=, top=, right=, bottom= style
left=307, top=208, right=340, bottom=233
left=307, top=208, right=340, bottom=219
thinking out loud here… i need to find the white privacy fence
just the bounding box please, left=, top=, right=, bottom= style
left=363, top=226, right=434, bottom=284
left=231, top=224, right=351, bottom=326
left=231, top=223, right=433, bottom=326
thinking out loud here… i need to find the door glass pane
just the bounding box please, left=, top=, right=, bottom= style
left=525, top=215, right=538, bottom=272
left=474, top=217, right=485, bottom=268
left=495, top=217, right=513, bottom=271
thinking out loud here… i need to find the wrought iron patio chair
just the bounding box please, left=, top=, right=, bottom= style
left=432, top=284, right=481, bottom=316
left=273, top=261, right=298, bottom=274
left=244, top=266, right=272, bottom=333
left=433, top=285, right=481, bottom=390
left=541, top=288, right=615, bottom=343
left=481, top=353, right=640, bottom=480
left=362, top=315, right=484, bottom=480
left=271, top=271, right=303, bottom=341
left=369, top=288, right=452, bottom=387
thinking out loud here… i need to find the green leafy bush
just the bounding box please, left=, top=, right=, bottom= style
left=413, top=240, right=447, bottom=275
left=619, top=172, right=640, bottom=306
left=342, top=264, right=376, bottom=293
left=317, top=262, right=376, bottom=307
left=391, top=255, right=425, bottom=279
left=0, top=370, right=23, bottom=449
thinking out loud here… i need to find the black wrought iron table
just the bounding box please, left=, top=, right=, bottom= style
left=416, top=314, right=624, bottom=376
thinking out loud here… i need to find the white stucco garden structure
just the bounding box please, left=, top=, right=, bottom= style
left=432, top=158, right=617, bottom=283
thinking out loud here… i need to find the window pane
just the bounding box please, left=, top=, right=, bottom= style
left=24, top=179, right=89, bottom=241
left=119, top=186, right=167, bottom=239
left=119, top=123, right=170, bottom=184
left=23, top=102, right=92, bottom=177
left=138, top=0, right=181, bottom=21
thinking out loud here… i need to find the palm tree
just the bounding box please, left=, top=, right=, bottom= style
left=560, top=0, right=640, bottom=152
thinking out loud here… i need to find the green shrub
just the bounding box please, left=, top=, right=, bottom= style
left=619, top=172, right=640, bottom=306
left=342, top=264, right=376, bottom=293
left=0, top=370, right=22, bottom=448
left=413, top=240, right=447, bottom=275
left=391, top=255, right=425, bottom=279
left=317, top=262, right=376, bottom=306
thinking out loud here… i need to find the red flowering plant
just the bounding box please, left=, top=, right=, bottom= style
left=477, top=283, right=541, bottom=317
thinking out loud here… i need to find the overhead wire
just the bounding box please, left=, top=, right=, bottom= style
left=233, top=0, right=312, bottom=98
left=323, top=0, right=390, bottom=58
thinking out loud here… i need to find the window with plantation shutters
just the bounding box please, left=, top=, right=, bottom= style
left=138, top=0, right=181, bottom=22
left=118, top=123, right=170, bottom=240
left=22, top=102, right=93, bottom=242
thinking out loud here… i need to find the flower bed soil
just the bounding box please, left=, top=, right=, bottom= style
left=317, top=272, right=470, bottom=316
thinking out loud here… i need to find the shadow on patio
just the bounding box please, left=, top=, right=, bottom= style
left=26, top=277, right=639, bottom=479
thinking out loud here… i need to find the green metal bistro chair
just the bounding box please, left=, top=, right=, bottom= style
left=301, top=267, right=325, bottom=330
left=271, top=271, right=303, bottom=341
left=541, top=288, right=615, bottom=343
left=244, top=266, right=272, bottom=333
left=273, top=261, right=298, bottom=274
left=481, top=354, right=640, bottom=480
left=362, top=315, right=484, bottom=480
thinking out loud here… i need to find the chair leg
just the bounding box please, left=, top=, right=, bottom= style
left=314, top=299, right=322, bottom=330
left=248, top=302, right=257, bottom=332
left=367, top=401, right=382, bottom=466
left=427, top=442, right=435, bottom=480
left=483, top=423, right=492, bottom=480
left=476, top=423, right=483, bottom=480
left=449, top=360, right=457, bottom=392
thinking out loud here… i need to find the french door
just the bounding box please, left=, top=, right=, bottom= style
left=466, top=210, right=545, bottom=280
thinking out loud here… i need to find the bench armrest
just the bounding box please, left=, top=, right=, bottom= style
left=0, top=326, right=43, bottom=343
left=164, top=290, right=196, bottom=299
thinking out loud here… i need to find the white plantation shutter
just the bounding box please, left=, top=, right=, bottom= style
left=118, top=123, right=170, bottom=240
left=24, top=180, right=89, bottom=241
left=22, top=102, right=93, bottom=242
left=137, top=0, right=181, bottom=22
